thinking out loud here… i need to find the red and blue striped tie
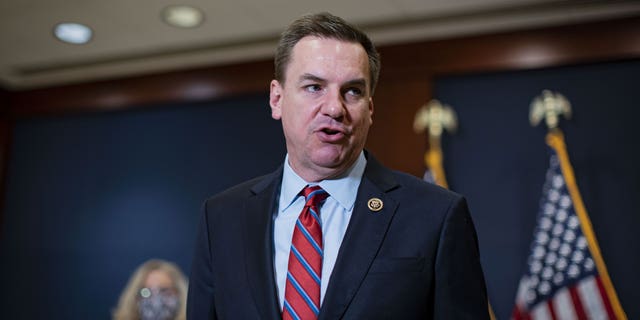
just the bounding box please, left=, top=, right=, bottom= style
left=283, top=185, right=329, bottom=320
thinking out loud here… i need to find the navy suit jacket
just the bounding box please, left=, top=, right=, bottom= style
left=187, top=154, right=489, bottom=319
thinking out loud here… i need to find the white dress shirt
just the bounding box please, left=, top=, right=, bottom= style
left=273, top=152, right=367, bottom=310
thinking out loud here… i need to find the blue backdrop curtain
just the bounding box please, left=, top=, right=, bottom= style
left=0, top=93, right=286, bottom=319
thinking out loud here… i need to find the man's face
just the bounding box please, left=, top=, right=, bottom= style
left=270, top=36, right=374, bottom=182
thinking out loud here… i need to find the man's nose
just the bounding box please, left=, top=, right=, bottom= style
left=321, top=88, right=345, bottom=119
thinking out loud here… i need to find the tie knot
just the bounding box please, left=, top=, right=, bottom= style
left=303, top=185, right=329, bottom=208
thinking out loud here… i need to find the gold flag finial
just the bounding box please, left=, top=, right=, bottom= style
left=529, top=90, right=572, bottom=129
left=414, top=99, right=457, bottom=189
left=413, top=99, right=458, bottom=137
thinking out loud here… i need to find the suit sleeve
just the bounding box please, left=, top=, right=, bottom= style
left=187, top=203, right=217, bottom=319
left=433, top=196, right=490, bottom=319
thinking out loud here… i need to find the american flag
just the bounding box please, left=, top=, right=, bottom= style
left=512, top=147, right=623, bottom=320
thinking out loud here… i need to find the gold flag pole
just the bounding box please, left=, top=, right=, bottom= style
left=528, top=90, right=627, bottom=319
left=413, top=99, right=457, bottom=189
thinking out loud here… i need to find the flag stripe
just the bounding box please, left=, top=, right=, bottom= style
left=568, top=286, right=587, bottom=320
left=595, top=275, right=616, bottom=319
left=577, top=276, right=606, bottom=320
left=512, top=305, right=524, bottom=320
left=552, top=287, right=578, bottom=320
left=545, top=300, right=557, bottom=320
left=531, top=302, right=551, bottom=320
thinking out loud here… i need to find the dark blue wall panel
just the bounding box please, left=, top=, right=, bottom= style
left=435, top=60, right=640, bottom=319
left=0, top=93, right=286, bottom=319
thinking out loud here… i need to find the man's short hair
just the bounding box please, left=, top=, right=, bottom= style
left=274, top=12, right=381, bottom=95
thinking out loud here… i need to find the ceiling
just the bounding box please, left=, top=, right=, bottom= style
left=1, top=0, right=639, bottom=90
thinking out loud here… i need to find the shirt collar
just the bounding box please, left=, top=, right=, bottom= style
left=280, top=152, right=367, bottom=212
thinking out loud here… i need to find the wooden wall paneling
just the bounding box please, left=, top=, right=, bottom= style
left=380, top=16, right=640, bottom=76
left=8, top=60, right=274, bottom=117
left=367, top=72, right=433, bottom=177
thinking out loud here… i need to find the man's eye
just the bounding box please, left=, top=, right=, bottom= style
left=305, top=84, right=322, bottom=93
left=345, top=88, right=363, bottom=97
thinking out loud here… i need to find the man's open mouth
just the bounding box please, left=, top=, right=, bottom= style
left=322, top=128, right=341, bottom=135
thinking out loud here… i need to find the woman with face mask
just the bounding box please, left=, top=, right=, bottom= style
left=113, top=259, right=187, bottom=320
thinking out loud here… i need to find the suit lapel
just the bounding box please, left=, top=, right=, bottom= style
left=319, top=155, right=399, bottom=320
left=243, top=168, right=283, bottom=319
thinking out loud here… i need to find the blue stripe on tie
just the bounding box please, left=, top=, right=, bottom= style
left=287, top=273, right=320, bottom=315
left=295, top=220, right=323, bottom=255
left=291, top=246, right=321, bottom=284
left=283, top=300, right=301, bottom=320
left=305, top=189, right=325, bottom=202
left=308, top=207, right=322, bottom=226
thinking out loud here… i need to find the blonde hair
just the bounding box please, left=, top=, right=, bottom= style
left=112, top=259, right=188, bottom=320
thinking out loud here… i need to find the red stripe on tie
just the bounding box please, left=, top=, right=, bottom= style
left=288, top=257, right=320, bottom=305
left=284, top=280, right=317, bottom=320
left=291, top=234, right=322, bottom=276
left=283, top=308, right=292, bottom=320
left=283, top=186, right=328, bottom=320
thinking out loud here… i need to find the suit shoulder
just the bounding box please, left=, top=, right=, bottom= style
left=389, top=170, right=462, bottom=202
left=205, top=173, right=275, bottom=206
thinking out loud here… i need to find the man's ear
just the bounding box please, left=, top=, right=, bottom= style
left=269, top=80, right=283, bottom=120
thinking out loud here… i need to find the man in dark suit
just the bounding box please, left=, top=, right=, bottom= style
left=187, top=12, right=489, bottom=319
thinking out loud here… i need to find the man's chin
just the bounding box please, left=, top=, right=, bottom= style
left=310, top=147, right=360, bottom=173
left=310, top=147, right=346, bottom=167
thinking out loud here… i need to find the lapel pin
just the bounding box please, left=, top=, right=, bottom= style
left=367, top=198, right=383, bottom=212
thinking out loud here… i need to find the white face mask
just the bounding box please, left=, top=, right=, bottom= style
left=138, top=293, right=179, bottom=320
